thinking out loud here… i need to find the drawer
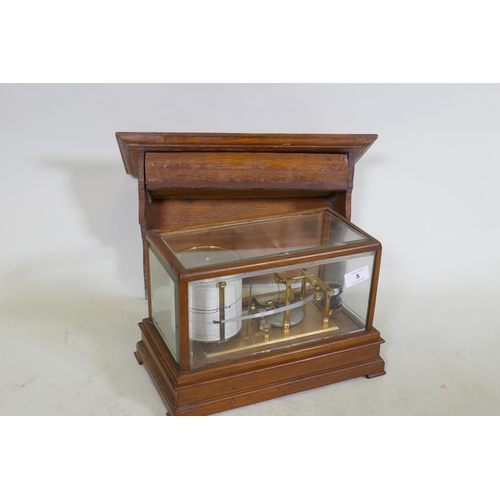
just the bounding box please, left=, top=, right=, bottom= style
left=145, top=152, right=349, bottom=192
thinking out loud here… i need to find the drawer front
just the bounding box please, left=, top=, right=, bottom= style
left=145, top=152, right=349, bottom=191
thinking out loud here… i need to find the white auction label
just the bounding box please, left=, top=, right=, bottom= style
left=344, top=265, right=370, bottom=288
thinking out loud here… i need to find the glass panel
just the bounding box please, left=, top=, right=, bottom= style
left=332, top=253, right=374, bottom=324
left=162, top=210, right=369, bottom=269
left=188, top=251, right=376, bottom=369
left=149, top=248, right=179, bottom=363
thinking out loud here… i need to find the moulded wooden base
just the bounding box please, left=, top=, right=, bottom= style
left=135, top=318, right=385, bottom=416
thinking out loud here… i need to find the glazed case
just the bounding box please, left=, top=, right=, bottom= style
left=117, top=132, right=385, bottom=415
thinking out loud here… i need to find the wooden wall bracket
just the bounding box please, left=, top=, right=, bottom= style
left=117, top=132, right=378, bottom=292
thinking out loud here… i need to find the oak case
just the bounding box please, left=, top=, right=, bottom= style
left=116, top=133, right=385, bottom=415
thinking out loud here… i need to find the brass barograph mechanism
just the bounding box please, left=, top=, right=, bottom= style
left=214, top=268, right=342, bottom=338
left=274, top=270, right=342, bottom=332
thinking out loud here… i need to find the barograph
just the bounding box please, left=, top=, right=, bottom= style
left=117, top=132, right=385, bottom=415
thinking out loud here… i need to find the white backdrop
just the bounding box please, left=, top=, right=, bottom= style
left=1, top=83, right=499, bottom=416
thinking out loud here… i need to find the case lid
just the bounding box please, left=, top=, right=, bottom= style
left=161, top=209, right=371, bottom=270
left=146, top=208, right=381, bottom=282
